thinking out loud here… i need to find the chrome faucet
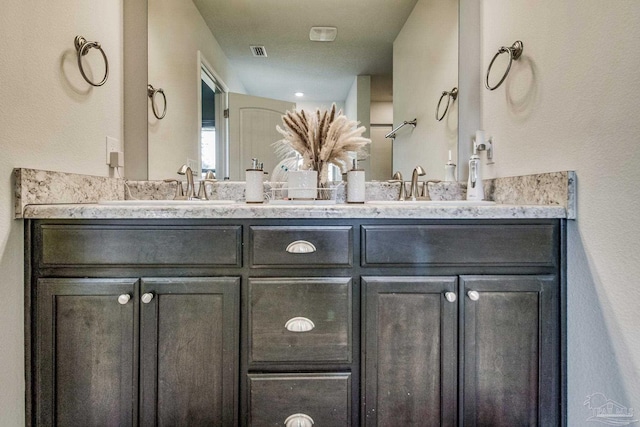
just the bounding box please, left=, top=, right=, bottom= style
left=409, top=166, right=426, bottom=201
left=177, top=164, right=196, bottom=199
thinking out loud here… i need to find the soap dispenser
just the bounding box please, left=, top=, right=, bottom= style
left=347, top=158, right=365, bottom=203
left=466, top=147, right=484, bottom=200
left=245, top=158, right=264, bottom=203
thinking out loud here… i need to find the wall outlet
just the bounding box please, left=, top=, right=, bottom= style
left=106, top=137, right=120, bottom=165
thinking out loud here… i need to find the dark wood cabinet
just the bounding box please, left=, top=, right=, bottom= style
left=26, top=218, right=565, bottom=426
left=461, top=275, right=559, bottom=427
left=35, top=278, right=138, bottom=427
left=139, top=277, right=239, bottom=427
left=362, top=275, right=561, bottom=427
left=362, top=276, right=458, bottom=427
left=33, top=276, right=238, bottom=427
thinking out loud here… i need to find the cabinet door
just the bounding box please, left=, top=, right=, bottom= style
left=461, top=275, right=559, bottom=426
left=139, top=277, right=239, bottom=427
left=35, top=278, right=138, bottom=427
left=362, top=277, right=458, bottom=427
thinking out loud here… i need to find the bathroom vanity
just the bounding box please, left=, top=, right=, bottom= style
left=23, top=202, right=566, bottom=426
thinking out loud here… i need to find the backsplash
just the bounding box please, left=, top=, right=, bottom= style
left=13, top=168, right=576, bottom=219
left=13, top=168, right=124, bottom=219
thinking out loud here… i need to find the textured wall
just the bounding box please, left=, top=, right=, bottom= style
left=0, top=0, right=124, bottom=424
left=393, top=0, right=458, bottom=180
left=148, top=0, right=246, bottom=180
left=480, top=0, right=640, bottom=423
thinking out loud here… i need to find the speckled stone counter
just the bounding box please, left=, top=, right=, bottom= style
left=22, top=202, right=567, bottom=220
left=14, top=168, right=575, bottom=220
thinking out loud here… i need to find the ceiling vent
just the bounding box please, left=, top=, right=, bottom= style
left=309, top=27, right=337, bottom=42
left=250, top=46, right=268, bottom=57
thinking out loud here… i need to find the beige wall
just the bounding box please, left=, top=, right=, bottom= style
left=393, top=0, right=458, bottom=180
left=0, top=0, right=124, bottom=424
left=148, top=0, right=246, bottom=180
left=344, top=75, right=371, bottom=137
left=369, top=102, right=394, bottom=180
left=480, top=0, right=640, bottom=422
left=344, top=76, right=372, bottom=178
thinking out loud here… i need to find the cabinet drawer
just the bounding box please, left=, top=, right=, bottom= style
left=248, top=373, right=351, bottom=426
left=38, top=224, right=241, bottom=266
left=250, top=226, right=352, bottom=267
left=248, top=277, right=352, bottom=364
left=362, top=224, right=557, bottom=267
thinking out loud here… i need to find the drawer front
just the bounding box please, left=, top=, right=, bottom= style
left=248, top=373, right=351, bottom=426
left=248, top=277, right=352, bottom=364
left=250, top=226, right=352, bottom=267
left=362, top=224, right=557, bottom=267
left=39, top=224, right=241, bottom=266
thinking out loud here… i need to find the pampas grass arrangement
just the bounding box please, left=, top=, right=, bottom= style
left=275, top=104, right=371, bottom=188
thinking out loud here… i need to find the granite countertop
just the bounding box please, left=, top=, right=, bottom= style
left=21, top=202, right=567, bottom=219
left=14, top=168, right=575, bottom=220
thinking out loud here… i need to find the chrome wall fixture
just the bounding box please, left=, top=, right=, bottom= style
left=74, top=36, right=109, bottom=87
left=485, top=40, right=524, bottom=91
left=148, top=84, right=167, bottom=119
left=436, top=87, right=458, bottom=121
left=385, top=119, right=417, bottom=139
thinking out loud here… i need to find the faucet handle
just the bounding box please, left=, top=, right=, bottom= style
left=163, top=179, right=184, bottom=199
left=196, top=179, right=217, bottom=200
left=387, top=171, right=406, bottom=201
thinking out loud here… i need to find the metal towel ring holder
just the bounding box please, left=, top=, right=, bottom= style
left=74, top=36, right=109, bottom=87
left=485, top=40, right=524, bottom=91
left=436, top=87, right=458, bottom=121
left=148, top=84, right=167, bottom=119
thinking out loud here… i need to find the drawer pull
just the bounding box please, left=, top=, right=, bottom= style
left=467, top=290, right=480, bottom=301
left=286, top=240, right=317, bottom=254
left=285, top=317, right=315, bottom=332
left=284, top=413, right=314, bottom=427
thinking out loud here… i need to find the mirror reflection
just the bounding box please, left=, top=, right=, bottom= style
left=147, top=0, right=458, bottom=182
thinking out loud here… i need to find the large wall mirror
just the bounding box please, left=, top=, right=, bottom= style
left=127, top=0, right=480, bottom=182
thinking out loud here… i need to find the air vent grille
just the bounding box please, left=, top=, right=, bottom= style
left=250, top=46, right=267, bottom=57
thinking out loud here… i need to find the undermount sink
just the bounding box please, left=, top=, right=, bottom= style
left=366, top=200, right=496, bottom=206
left=98, top=199, right=236, bottom=206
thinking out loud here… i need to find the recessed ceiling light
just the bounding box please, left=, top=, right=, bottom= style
left=295, top=92, right=304, bottom=97
left=309, top=27, right=337, bottom=42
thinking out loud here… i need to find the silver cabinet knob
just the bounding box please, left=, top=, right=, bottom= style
left=141, top=292, right=154, bottom=304
left=117, top=294, right=131, bottom=305
left=286, top=240, right=317, bottom=254
left=467, top=290, right=480, bottom=301
left=284, top=413, right=314, bottom=427
left=444, top=292, right=457, bottom=303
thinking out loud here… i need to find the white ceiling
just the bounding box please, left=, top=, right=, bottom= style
left=192, top=0, right=419, bottom=103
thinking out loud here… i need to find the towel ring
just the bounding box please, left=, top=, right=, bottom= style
left=74, top=36, right=109, bottom=87
left=485, top=40, right=523, bottom=91
left=435, top=87, right=458, bottom=121
left=148, top=84, right=167, bottom=119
